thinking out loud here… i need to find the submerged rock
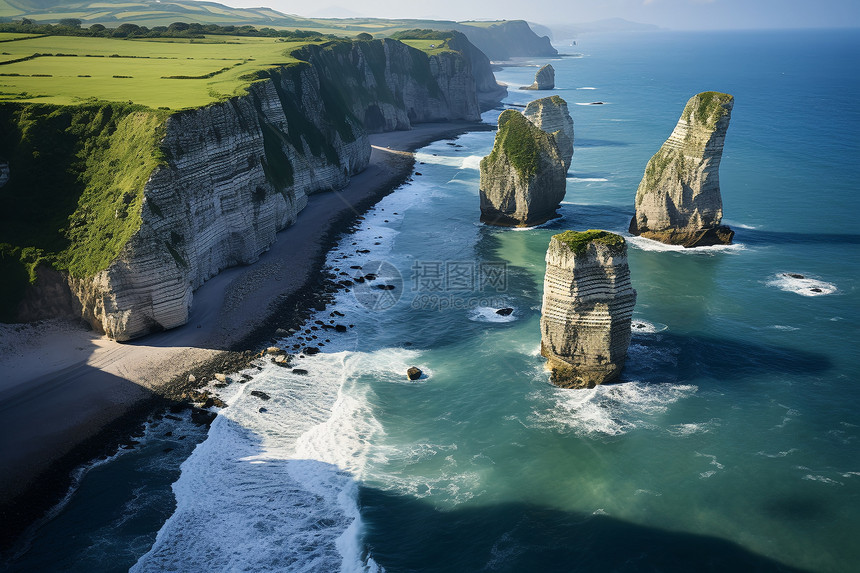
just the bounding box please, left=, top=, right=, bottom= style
left=479, top=110, right=567, bottom=226
left=630, top=91, right=735, bottom=247
left=523, top=95, right=574, bottom=172
left=521, top=64, right=555, bottom=90
left=540, top=230, right=637, bottom=389
left=496, top=307, right=514, bottom=316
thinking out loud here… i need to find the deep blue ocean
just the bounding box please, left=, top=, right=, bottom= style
left=6, top=29, right=859, bottom=572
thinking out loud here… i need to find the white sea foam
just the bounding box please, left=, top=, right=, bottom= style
left=757, top=448, right=799, bottom=458
left=505, top=217, right=563, bottom=231
left=802, top=474, right=843, bottom=486
left=568, top=177, right=609, bottom=182
left=634, top=489, right=663, bottom=496
left=131, top=346, right=386, bottom=572
left=769, top=324, right=800, bottom=331
left=667, top=419, right=721, bottom=437
left=468, top=306, right=517, bottom=323
left=530, top=382, right=697, bottom=437
left=459, top=155, right=483, bottom=170
left=695, top=452, right=725, bottom=479
left=575, top=102, right=610, bottom=106
left=766, top=273, right=837, bottom=297
left=630, top=319, right=668, bottom=334
left=577, top=87, right=597, bottom=90
left=627, top=235, right=746, bottom=254
left=723, top=220, right=758, bottom=229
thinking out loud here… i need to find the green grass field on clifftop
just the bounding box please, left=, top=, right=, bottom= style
left=0, top=34, right=331, bottom=109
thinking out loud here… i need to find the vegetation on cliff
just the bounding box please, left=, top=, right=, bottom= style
left=0, top=28, right=485, bottom=321
left=0, top=33, right=333, bottom=108
left=487, top=110, right=554, bottom=180
left=680, top=91, right=733, bottom=130
left=0, top=102, right=167, bottom=319
left=553, top=230, right=626, bottom=256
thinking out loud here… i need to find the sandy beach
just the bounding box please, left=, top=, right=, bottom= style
left=0, top=121, right=486, bottom=542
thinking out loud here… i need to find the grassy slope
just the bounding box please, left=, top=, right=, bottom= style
left=0, top=34, right=327, bottom=108
left=0, top=102, right=169, bottom=319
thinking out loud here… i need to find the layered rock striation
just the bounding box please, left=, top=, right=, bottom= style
left=524, top=95, right=574, bottom=173
left=479, top=109, right=567, bottom=227
left=540, top=230, right=637, bottom=388
left=4, top=37, right=500, bottom=340
left=521, top=64, right=555, bottom=90
left=629, top=91, right=735, bottom=247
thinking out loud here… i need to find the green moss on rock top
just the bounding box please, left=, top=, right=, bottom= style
left=489, top=109, right=551, bottom=180
left=553, top=229, right=626, bottom=256
left=681, top=91, right=733, bottom=129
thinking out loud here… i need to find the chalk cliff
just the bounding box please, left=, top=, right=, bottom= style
left=453, top=20, right=558, bottom=61
left=479, top=109, right=567, bottom=227
left=629, top=91, right=735, bottom=247
left=2, top=37, right=499, bottom=340
left=540, top=230, right=637, bottom=389
left=521, top=64, right=555, bottom=91
left=524, top=95, right=574, bottom=173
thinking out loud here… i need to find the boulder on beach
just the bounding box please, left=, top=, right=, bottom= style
left=630, top=91, right=735, bottom=247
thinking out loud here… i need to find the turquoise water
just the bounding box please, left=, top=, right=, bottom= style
left=8, top=30, right=860, bottom=572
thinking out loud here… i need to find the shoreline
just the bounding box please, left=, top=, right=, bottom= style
left=0, top=120, right=491, bottom=547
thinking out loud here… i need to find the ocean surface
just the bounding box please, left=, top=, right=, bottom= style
left=6, top=29, right=860, bottom=572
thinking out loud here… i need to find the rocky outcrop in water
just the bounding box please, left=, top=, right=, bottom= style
left=521, top=64, right=555, bottom=91
left=524, top=95, right=574, bottom=172
left=540, top=230, right=637, bottom=389
left=479, top=110, right=567, bottom=227
left=4, top=37, right=499, bottom=340
left=629, top=91, right=735, bottom=247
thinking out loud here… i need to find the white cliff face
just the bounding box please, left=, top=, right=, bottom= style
left=296, top=39, right=482, bottom=134
left=521, top=64, right=555, bottom=90
left=524, top=96, right=574, bottom=173
left=66, top=38, right=490, bottom=341
left=540, top=231, right=636, bottom=389
left=73, top=72, right=369, bottom=340
left=630, top=91, right=734, bottom=247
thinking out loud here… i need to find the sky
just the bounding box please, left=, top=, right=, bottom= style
left=218, top=0, right=860, bottom=30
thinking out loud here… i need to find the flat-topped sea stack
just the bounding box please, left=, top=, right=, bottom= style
left=524, top=95, right=574, bottom=172
left=630, top=91, right=735, bottom=247
left=479, top=110, right=567, bottom=227
left=521, top=64, right=555, bottom=90
left=540, top=230, right=637, bottom=389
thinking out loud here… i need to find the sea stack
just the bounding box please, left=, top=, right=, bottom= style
left=479, top=110, right=567, bottom=226
left=540, top=230, right=637, bottom=389
left=629, top=91, right=735, bottom=247
left=524, top=95, right=574, bottom=172
left=521, top=64, right=555, bottom=90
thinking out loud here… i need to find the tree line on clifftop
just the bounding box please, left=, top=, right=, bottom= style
left=0, top=19, right=335, bottom=40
